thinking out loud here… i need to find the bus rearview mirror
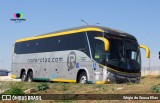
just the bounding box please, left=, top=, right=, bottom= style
left=94, top=37, right=110, bottom=51
left=140, top=45, right=150, bottom=58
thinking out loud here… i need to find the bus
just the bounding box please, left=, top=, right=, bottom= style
left=11, top=25, right=150, bottom=84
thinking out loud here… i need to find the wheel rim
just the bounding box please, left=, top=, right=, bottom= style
left=28, top=77, right=32, bottom=82
left=22, top=74, right=26, bottom=81
left=80, top=75, right=87, bottom=83
left=28, top=72, right=33, bottom=82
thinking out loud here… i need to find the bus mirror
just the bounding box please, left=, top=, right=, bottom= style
left=140, top=45, right=150, bottom=58
left=94, top=37, right=110, bottom=51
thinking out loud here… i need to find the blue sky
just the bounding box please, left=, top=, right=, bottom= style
left=0, top=0, right=160, bottom=70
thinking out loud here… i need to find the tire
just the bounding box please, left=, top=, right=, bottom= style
left=21, top=72, right=27, bottom=82
left=27, top=72, right=33, bottom=82
left=78, top=71, right=87, bottom=84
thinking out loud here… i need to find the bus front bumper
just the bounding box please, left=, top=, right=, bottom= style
left=107, top=72, right=141, bottom=83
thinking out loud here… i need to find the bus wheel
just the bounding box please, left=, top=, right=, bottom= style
left=78, top=72, right=87, bottom=84
left=21, top=72, right=27, bottom=82
left=27, top=72, right=33, bottom=82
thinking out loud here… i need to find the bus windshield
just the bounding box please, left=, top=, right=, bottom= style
left=105, top=35, right=141, bottom=73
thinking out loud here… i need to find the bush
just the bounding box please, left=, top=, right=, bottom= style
left=5, top=87, right=24, bottom=95
left=36, top=83, right=49, bottom=91
left=151, top=84, right=160, bottom=93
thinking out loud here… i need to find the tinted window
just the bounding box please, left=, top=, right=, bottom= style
left=87, top=31, right=103, bottom=58
left=94, top=40, right=105, bottom=64
left=68, top=32, right=88, bottom=53
left=106, top=38, right=123, bottom=68
left=104, top=33, right=141, bottom=73
left=14, top=32, right=90, bottom=56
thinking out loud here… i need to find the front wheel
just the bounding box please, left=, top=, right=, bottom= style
left=21, top=72, right=27, bottom=82
left=78, top=72, right=87, bottom=84
left=27, top=72, right=33, bottom=82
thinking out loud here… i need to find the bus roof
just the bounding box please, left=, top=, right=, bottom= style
left=16, top=25, right=136, bottom=43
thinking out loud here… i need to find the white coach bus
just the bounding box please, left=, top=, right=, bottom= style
left=11, top=25, right=150, bottom=84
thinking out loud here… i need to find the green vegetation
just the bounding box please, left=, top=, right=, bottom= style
left=151, top=84, right=160, bottom=93
left=36, top=83, right=49, bottom=91
left=5, top=87, right=24, bottom=95
left=4, top=82, right=25, bottom=95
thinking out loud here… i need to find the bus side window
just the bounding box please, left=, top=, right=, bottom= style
left=68, top=32, right=89, bottom=55
left=94, top=40, right=105, bottom=64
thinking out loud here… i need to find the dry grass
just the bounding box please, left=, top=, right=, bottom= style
left=34, top=76, right=160, bottom=94
left=0, top=76, right=160, bottom=103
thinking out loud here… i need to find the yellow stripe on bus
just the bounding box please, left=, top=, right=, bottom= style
left=96, top=81, right=106, bottom=84
left=16, top=27, right=103, bottom=43
left=52, top=79, right=76, bottom=83
left=11, top=75, right=17, bottom=79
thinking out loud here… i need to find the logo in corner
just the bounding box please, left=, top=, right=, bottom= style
left=14, top=13, right=23, bottom=19
left=10, top=12, right=26, bottom=23
left=67, top=51, right=76, bottom=70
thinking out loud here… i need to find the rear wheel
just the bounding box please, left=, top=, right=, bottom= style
left=78, top=71, right=87, bottom=84
left=27, top=72, right=33, bottom=82
left=21, top=72, right=27, bottom=82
